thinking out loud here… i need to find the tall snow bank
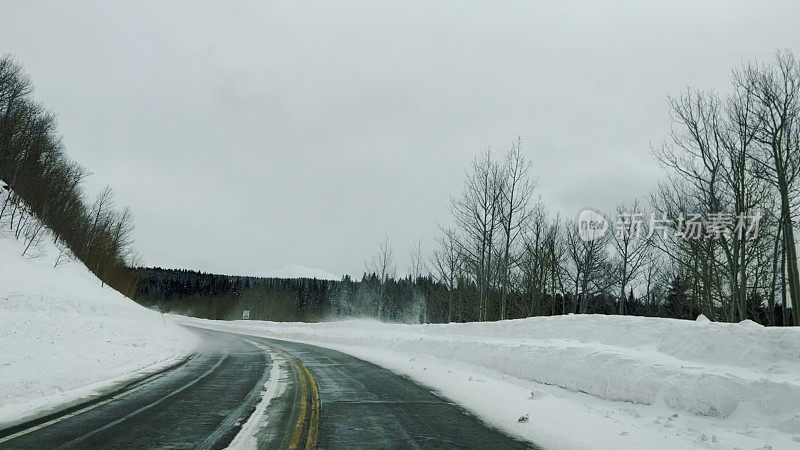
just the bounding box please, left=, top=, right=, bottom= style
left=0, top=233, right=198, bottom=427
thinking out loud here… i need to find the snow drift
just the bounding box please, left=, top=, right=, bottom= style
left=0, top=232, right=198, bottom=428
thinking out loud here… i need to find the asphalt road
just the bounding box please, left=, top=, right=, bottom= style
left=255, top=334, right=534, bottom=449
left=1, top=326, right=535, bottom=449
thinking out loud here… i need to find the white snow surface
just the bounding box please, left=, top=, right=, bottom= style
left=0, top=234, right=198, bottom=428
left=181, top=315, right=800, bottom=450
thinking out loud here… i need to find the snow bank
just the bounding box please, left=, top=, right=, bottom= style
left=182, top=315, right=800, bottom=449
left=0, top=232, right=198, bottom=428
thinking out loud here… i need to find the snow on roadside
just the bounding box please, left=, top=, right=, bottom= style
left=180, top=315, right=800, bottom=450
left=226, top=340, right=287, bottom=450
left=0, top=233, right=198, bottom=428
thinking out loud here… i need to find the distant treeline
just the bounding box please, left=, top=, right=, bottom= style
left=130, top=266, right=792, bottom=325
left=0, top=55, right=137, bottom=294
left=131, top=267, right=449, bottom=322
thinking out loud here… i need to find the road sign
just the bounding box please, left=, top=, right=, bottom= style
left=242, top=310, right=250, bottom=320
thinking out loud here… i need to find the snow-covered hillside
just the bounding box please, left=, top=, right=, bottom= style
left=183, top=315, right=800, bottom=450
left=0, top=233, right=198, bottom=428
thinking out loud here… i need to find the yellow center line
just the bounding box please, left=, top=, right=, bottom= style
left=289, top=359, right=309, bottom=449
left=303, top=363, right=320, bottom=450
left=287, top=356, right=319, bottom=450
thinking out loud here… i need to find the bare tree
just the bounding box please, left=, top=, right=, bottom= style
left=520, top=205, right=561, bottom=316
left=564, top=218, right=611, bottom=314
left=450, top=149, right=503, bottom=320
left=432, top=226, right=463, bottom=322
left=366, top=234, right=395, bottom=282
left=654, top=89, right=741, bottom=320
left=408, top=239, right=426, bottom=280
left=718, top=77, right=769, bottom=322
left=737, top=50, right=800, bottom=325
left=497, top=138, right=537, bottom=319
left=609, top=200, right=650, bottom=315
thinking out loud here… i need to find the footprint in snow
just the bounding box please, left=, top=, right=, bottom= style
left=527, top=389, right=545, bottom=400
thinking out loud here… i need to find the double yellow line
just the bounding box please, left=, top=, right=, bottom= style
left=288, top=358, right=319, bottom=450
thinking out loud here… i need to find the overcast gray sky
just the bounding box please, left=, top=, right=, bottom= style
left=1, top=1, right=798, bottom=278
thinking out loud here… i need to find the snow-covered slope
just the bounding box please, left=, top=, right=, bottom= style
left=182, top=315, right=800, bottom=450
left=0, top=233, right=198, bottom=428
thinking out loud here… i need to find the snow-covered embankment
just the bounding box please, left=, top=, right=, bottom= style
left=0, top=234, right=198, bottom=428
